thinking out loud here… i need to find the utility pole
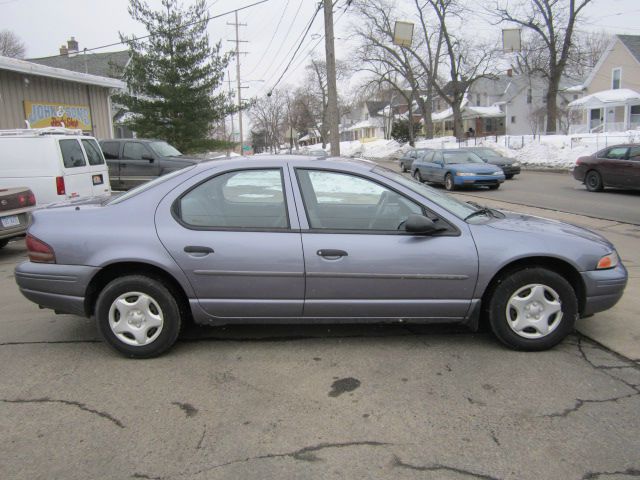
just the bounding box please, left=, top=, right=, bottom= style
left=323, top=0, right=340, bottom=156
left=227, top=11, right=248, bottom=153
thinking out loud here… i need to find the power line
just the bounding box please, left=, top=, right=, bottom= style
left=257, top=0, right=306, bottom=82
left=246, top=0, right=291, bottom=77
left=40, top=0, right=270, bottom=59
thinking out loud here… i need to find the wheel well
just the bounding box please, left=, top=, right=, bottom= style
left=84, top=262, right=192, bottom=322
left=479, top=257, right=586, bottom=327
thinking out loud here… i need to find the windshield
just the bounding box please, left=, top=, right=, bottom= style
left=443, top=151, right=484, bottom=165
left=473, top=148, right=500, bottom=158
left=106, top=166, right=195, bottom=205
left=149, top=141, right=182, bottom=157
left=373, top=166, right=476, bottom=219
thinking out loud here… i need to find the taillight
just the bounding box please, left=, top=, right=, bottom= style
left=25, top=234, right=56, bottom=263
left=56, top=176, right=66, bottom=196
left=17, top=190, right=36, bottom=207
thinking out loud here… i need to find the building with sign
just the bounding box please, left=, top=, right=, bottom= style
left=0, top=55, right=124, bottom=139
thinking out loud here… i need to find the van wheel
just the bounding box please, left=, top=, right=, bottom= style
left=488, top=268, right=577, bottom=351
left=95, top=275, right=182, bottom=358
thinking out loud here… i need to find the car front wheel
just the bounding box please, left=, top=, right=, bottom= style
left=400, top=162, right=407, bottom=172
left=413, top=170, right=423, bottom=182
left=96, top=275, right=182, bottom=358
left=585, top=170, right=604, bottom=192
left=488, top=268, right=577, bottom=351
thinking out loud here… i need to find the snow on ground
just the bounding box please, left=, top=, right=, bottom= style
left=305, top=130, right=640, bottom=169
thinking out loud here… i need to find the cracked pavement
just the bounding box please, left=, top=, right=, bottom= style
left=1, top=241, right=640, bottom=479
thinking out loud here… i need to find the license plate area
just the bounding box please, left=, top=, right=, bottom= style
left=92, top=174, right=104, bottom=185
left=1, top=215, right=20, bottom=228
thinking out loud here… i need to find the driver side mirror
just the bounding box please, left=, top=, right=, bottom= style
left=142, top=153, right=155, bottom=162
left=405, top=214, right=438, bottom=234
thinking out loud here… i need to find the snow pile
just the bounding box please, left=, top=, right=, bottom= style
left=305, top=139, right=403, bottom=159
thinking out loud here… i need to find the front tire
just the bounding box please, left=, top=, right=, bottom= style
left=489, top=184, right=500, bottom=190
left=400, top=162, right=407, bottom=173
left=444, top=173, right=456, bottom=191
left=488, top=268, right=577, bottom=351
left=413, top=170, right=423, bottom=182
left=585, top=170, right=604, bottom=192
left=505, top=174, right=514, bottom=180
left=96, top=275, right=182, bottom=358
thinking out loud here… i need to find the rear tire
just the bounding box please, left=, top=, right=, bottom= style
left=585, top=170, right=604, bottom=192
left=96, top=275, right=182, bottom=358
left=400, top=162, right=407, bottom=173
left=444, top=173, right=456, bottom=191
left=488, top=268, right=577, bottom=351
left=489, top=184, right=500, bottom=190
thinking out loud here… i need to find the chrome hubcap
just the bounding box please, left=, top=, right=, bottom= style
left=109, top=292, right=164, bottom=346
left=506, top=284, right=563, bottom=339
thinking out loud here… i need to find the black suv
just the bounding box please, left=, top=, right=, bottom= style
left=99, top=139, right=206, bottom=190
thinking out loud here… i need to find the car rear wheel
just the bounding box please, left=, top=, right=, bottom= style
left=444, top=173, right=455, bottom=191
left=413, top=170, right=423, bottom=182
left=96, top=275, right=182, bottom=358
left=585, top=170, right=604, bottom=192
left=400, top=162, right=407, bottom=173
left=488, top=268, right=577, bottom=351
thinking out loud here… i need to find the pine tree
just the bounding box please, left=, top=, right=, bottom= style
left=115, top=0, right=233, bottom=152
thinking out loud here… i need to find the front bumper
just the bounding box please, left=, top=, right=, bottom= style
left=580, top=263, right=628, bottom=316
left=14, top=261, right=100, bottom=316
left=454, top=174, right=505, bottom=187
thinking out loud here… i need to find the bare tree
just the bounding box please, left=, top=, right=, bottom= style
left=566, top=30, right=611, bottom=82
left=0, top=30, right=26, bottom=58
left=250, top=90, right=287, bottom=153
left=492, top=0, right=594, bottom=133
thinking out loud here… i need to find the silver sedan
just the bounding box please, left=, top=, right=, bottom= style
left=15, top=156, right=627, bottom=357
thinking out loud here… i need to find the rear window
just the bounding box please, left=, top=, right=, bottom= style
left=101, top=142, right=120, bottom=159
left=82, top=139, right=105, bottom=166
left=59, top=139, right=86, bottom=168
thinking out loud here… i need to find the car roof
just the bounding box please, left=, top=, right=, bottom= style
left=190, top=155, right=377, bottom=173
left=100, top=138, right=162, bottom=143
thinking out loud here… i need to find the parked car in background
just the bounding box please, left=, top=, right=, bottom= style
left=462, top=147, right=521, bottom=179
left=0, top=187, right=36, bottom=249
left=304, top=149, right=329, bottom=158
left=15, top=156, right=625, bottom=358
left=573, top=144, right=640, bottom=192
left=399, top=148, right=432, bottom=172
left=100, top=138, right=204, bottom=190
left=411, top=149, right=505, bottom=190
left=0, top=128, right=111, bottom=205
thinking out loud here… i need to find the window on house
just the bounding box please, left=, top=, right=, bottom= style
left=511, top=116, right=516, bottom=124
left=612, top=68, right=621, bottom=89
left=527, top=88, right=532, bottom=104
left=631, top=105, right=640, bottom=125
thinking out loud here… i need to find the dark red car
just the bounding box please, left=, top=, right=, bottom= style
left=573, top=144, right=640, bottom=192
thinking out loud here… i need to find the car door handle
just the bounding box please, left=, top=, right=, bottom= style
left=317, top=249, right=348, bottom=258
left=184, top=246, right=214, bottom=255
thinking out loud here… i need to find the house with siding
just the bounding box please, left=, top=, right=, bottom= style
left=568, top=35, right=640, bottom=133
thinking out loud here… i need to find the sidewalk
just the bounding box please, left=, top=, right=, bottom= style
left=453, top=192, right=640, bottom=361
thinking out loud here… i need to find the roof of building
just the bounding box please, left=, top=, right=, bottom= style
left=618, top=35, right=640, bottom=64
left=0, top=55, right=125, bottom=89
left=568, top=88, right=640, bottom=108
left=28, top=50, right=130, bottom=79
left=365, top=101, right=388, bottom=117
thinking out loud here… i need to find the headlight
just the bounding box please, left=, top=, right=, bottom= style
left=596, top=251, right=619, bottom=270
left=493, top=171, right=504, bottom=176
left=456, top=172, right=475, bottom=176
left=512, top=162, right=520, bottom=167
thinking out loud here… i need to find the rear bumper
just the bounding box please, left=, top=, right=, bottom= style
left=14, top=261, right=99, bottom=316
left=0, top=212, right=30, bottom=241
left=580, top=263, right=628, bottom=316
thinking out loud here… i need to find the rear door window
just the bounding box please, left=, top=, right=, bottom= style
left=81, top=139, right=105, bottom=165
left=59, top=139, right=87, bottom=168
left=101, top=142, right=120, bottom=159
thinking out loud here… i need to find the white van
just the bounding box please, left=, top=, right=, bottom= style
left=0, top=127, right=111, bottom=205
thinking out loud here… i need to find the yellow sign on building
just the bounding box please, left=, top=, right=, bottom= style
left=24, top=101, right=92, bottom=130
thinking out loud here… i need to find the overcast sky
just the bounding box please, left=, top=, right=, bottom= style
left=3, top=0, right=640, bottom=100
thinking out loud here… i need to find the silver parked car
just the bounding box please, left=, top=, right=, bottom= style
left=15, top=156, right=626, bottom=358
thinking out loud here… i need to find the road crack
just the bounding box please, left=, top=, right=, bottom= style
left=582, top=467, right=640, bottom=479
left=392, top=455, right=501, bottom=480
left=1, top=397, right=124, bottom=428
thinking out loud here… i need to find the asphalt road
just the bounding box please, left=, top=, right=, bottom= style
left=443, top=170, right=640, bottom=225
left=1, top=241, right=640, bottom=480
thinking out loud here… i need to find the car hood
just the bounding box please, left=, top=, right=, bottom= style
left=486, top=211, right=613, bottom=248
left=449, top=163, right=502, bottom=174
left=485, top=157, right=516, bottom=166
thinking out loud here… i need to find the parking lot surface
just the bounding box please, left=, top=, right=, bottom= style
left=1, top=241, right=639, bottom=480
